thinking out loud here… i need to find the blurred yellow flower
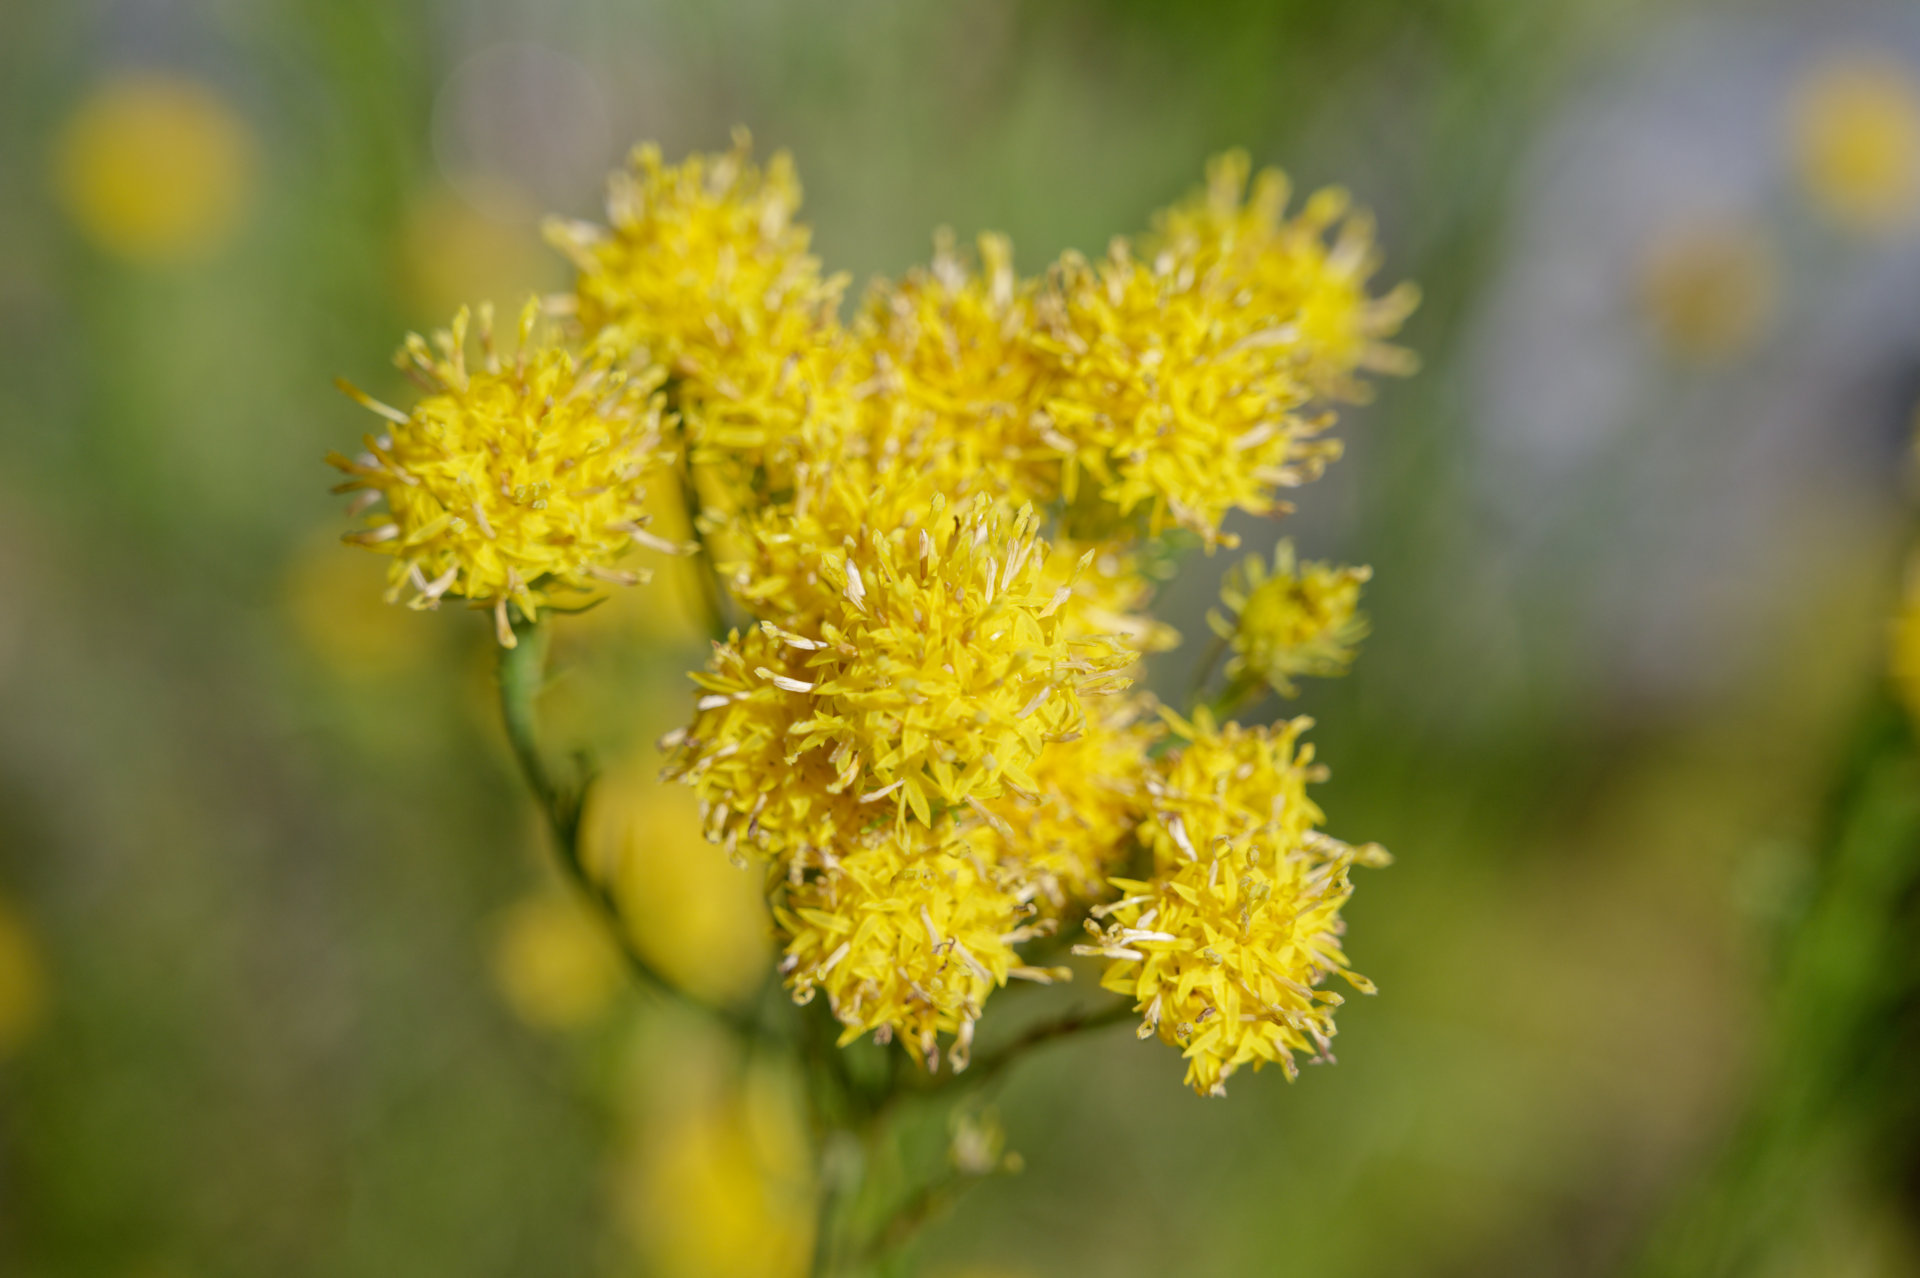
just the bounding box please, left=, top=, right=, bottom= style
left=581, top=754, right=771, bottom=1006
left=1209, top=539, right=1370, bottom=698
left=280, top=532, right=437, bottom=676
left=1790, top=52, right=1920, bottom=235
left=400, top=186, right=563, bottom=324
left=0, top=897, right=48, bottom=1058
left=490, top=892, right=624, bottom=1030
left=616, top=1058, right=813, bottom=1278
left=54, top=73, right=254, bottom=264
left=1637, top=218, right=1779, bottom=363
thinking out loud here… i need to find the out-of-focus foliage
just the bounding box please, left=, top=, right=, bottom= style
left=3, top=0, right=1919, bottom=1276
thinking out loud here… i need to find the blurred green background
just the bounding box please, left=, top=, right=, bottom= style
left=4, top=0, right=1920, bottom=1275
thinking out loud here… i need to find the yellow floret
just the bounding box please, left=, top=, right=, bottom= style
left=329, top=300, right=675, bottom=644
left=1149, top=150, right=1420, bottom=401
left=979, top=698, right=1159, bottom=914
left=1082, top=710, right=1385, bottom=1095
left=668, top=498, right=1136, bottom=856
left=853, top=230, right=1063, bottom=508
left=548, top=130, right=850, bottom=504
left=775, top=823, right=1031, bottom=1068
left=1209, top=539, right=1370, bottom=698
left=1032, top=152, right=1416, bottom=546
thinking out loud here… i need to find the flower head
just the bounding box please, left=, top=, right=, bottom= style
left=1209, top=540, right=1370, bottom=698
left=979, top=699, right=1158, bottom=914
left=329, top=300, right=675, bottom=644
left=853, top=231, right=1062, bottom=508
left=1790, top=52, right=1920, bottom=236
left=668, top=498, right=1135, bottom=856
left=55, top=73, right=254, bottom=264
left=1149, top=151, right=1420, bottom=401
left=776, top=823, right=1031, bottom=1068
left=549, top=130, right=849, bottom=500
left=1030, top=153, right=1416, bottom=546
left=1080, top=710, right=1384, bottom=1094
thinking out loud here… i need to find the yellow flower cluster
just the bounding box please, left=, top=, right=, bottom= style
left=1210, top=539, right=1371, bottom=699
left=333, top=133, right=1412, bottom=1093
left=330, top=300, right=677, bottom=645
left=1036, top=153, right=1419, bottom=545
left=1079, top=710, right=1387, bottom=1094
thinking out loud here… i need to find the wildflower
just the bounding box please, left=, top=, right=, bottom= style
left=1081, top=710, right=1384, bottom=1094
left=548, top=130, right=849, bottom=499
left=1044, top=536, right=1179, bottom=662
left=329, top=300, right=676, bottom=645
left=54, top=73, right=254, bottom=264
left=854, top=231, right=1062, bottom=508
left=1150, top=151, right=1420, bottom=400
left=1209, top=540, right=1370, bottom=698
left=776, top=823, right=1029, bottom=1067
left=980, top=699, right=1158, bottom=914
left=1789, top=52, right=1920, bottom=235
left=668, top=498, right=1135, bottom=854
left=1636, top=218, right=1778, bottom=363
left=1033, top=154, right=1415, bottom=546
left=491, top=892, right=625, bottom=1030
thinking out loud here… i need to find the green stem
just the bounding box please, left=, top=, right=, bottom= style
left=679, top=464, right=733, bottom=644
left=495, top=612, right=755, bottom=1037
left=1185, top=632, right=1229, bottom=718
left=958, top=998, right=1135, bottom=1093
left=854, top=1161, right=977, bottom=1272
left=850, top=1001, right=1133, bottom=1269
left=879, top=997, right=1135, bottom=1122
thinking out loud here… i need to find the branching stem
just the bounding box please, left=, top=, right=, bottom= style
left=495, top=613, right=754, bottom=1037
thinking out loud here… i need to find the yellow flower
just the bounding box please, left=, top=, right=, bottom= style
left=1636, top=218, right=1778, bottom=363
left=617, top=1053, right=814, bottom=1278
left=1080, top=710, right=1385, bottom=1095
left=580, top=753, right=772, bottom=1005
left=980, top=698, right=1158, bottom=914
left=1150, top=151, right=1420, bottom=400
left=853, top=231, right=1062, bottom=508
left=1209, top=539, right=1370, bottom=698
left=329, top=300, right=677, bottom=644
left=54, top=73, right=254, bottom=264
left=490, top=892, right=624, bottom=1030
left=0, top=898, right=47, bottom=1058
left=549, top=130, right=849, bottom=504
left=775, top=823, right=1031, bottom=1066
left=667, top=499, right=1134, bottom=858
left=1033, top=155, right=1415, bottom=546
left=1044, top=535, right=1179, bottom=662
left=1790, top=52, right=1920, bottom=235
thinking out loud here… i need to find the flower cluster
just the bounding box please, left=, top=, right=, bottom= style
left=329, top=300, right=677, bottom=645
left=332, top=134, right=1414, bottom=1094
left=1078, top=710, right=1387, bottom=1094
